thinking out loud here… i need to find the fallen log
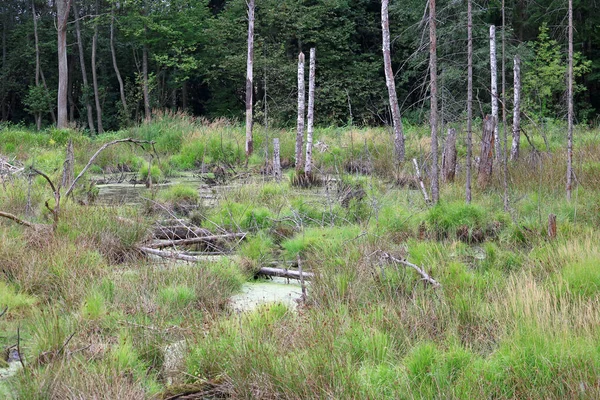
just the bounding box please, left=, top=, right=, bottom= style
left=148, top=232, right=247, bottom=249
left=138, top=247, right=313, bottom=280
left=379, top=251, right=440, bottom=288
left=153, top=225, right=212, bottom=240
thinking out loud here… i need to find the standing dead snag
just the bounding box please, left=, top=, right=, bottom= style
left=295, top=52, right=305, bottom=171
left=442, top=128, right=457, bottom=183
left=381, top=0, right=405, bottom=163
left=510, top=55, right=521, bottom=161
left=305, top=48, right=316, bottom=176
left=56, top=0, right=72, bottom=129
left=245, top=0, right=255, bottom=158
left=478, top=116, right=495, bottom=189
left=466, top=0, right=473, bottom=203
left=273, top=138, right=282, bottom=182
left=489, top=25, right=500, bottom=160
left=566, top=0, right=574, bottom=201
left=429, top=0, right=439, bottom=204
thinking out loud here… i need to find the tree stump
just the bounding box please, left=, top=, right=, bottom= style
left=548, top=213, right=557, bottom=239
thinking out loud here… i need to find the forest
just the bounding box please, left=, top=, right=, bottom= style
left=1, top=0, right=600, bottom=398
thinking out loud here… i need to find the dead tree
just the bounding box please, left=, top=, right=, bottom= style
left=110, top=6, right=127, bottom=117
left=382, top=0, right=405, bottom=163
left=478, top=115, right=495, bottom=189
left=466, top=0, right=473, bottom=203
left=73, top=1, right=95, bottom=132
left=62, top=139, right=74, bottom=189
left=442, top=128, right=457, bottom=183
left=501, top=0, right=509, bottom=211
left=273, top=138, right=281, bottom=182
left=91, top=0, right=103, bottom=133
left=510, top=55, right=521, bottom=160
left=490, top=25, right=500, bottom=159
left=305, top=48, right=316, bottom=175
left=245, top=0, right=255, bottom=157
left=429, top=0, right=439, bottom=203
left=295, top=52, right=305, bottom=171
left=56, top=0, right=71, bottom=129
left=566, top=0, right=574, bottom=201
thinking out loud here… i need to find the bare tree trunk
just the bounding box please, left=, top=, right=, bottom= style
left=142, top=44, right=151, bottom=121
left=305, top=48, right=316, bottom=175
left=429, top=0, right=439, bottom=204
left=91, top=0, right=103, bottom=133
left=566, top=0, right=574, bottom=201
left=295, top=52, right=305, bottom=171
left=510, top=55, right=521, bottom=160
left=73, top=1, right=95, bottom=133
left=62, top=139, right=74, bottom=189
left=501, top=0, right=509, bottom=211
left=490, top=25, right=499, bottom=159
left=273, top=138, right=281, bottom=182
left=382, top=0, right=405, bottom=163
left=442, top=128, right=457, bottom=183
left=67, top=55, right=75, bottom=122
left=32, top=0, right=42, bottom=130
left=110, top=7, right=128, bottom=117
left=245, top=0, right=254, bottom=158
left=56, top=0, right=72, bottom=129
left=478, top=115, right=495, bottom=189
left=466, top=0, right=473, bottom=203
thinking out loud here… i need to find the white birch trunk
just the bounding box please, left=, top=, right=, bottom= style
left=490, top=25, right=500, bottom=159
left=429, top=0, right=439, bottom=204
left=245, top=0, right=255, bottom=157
left=566, top=0, right=574, bottom=200
left=510, top=55, right=521, bottom=161
left=381, top=0, right=405, bottom=163
left=295, top=52, right=305, bottom=171
left=273, top=138, right=281, bottom=182
left=305, top=48, right=316, bottom=175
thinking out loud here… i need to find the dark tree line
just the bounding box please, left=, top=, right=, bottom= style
left=0, top=0, right=597, bottom=130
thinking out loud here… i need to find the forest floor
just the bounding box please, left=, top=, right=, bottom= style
left=1, top=113, right=600, bottom=398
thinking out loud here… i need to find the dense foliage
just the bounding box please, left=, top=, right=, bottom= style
left=0, top=0, right=598, bottom=129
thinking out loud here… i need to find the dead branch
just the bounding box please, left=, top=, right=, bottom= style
left=65, top=138, right=155, bottom=198
left=0, top=211, right=35, bottom=228
left=148, top=233, right=247, bottom=249
left=379, top=251, right=440, bottom=288
left=412, top=158, right=430, bottom=205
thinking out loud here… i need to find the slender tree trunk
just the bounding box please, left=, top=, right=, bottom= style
left=91, top=0, right=103, bottom=133
left=110, top=7, right=127, bottom=118
left=73, top=1, right=95, bottom=132
left=305, top=48, right=316, bottom=175
left=478, top=115, right=495, bottom=189
left=245, top=0, right=254, bottom=157
left=490, top=25, right=499, bottom=159
left=295, top=52, right=305, bottom=171
left=1, top=15, right=6, bottom=120
left=429, top=0, right=439, bottom=204
left=142, top=44, right=150, bottom=121
left=56, top=0, right=72, bottom=129
left=273, top=138, right=281, bottom=182
left=510, top=55, right=521, bottom=160
left=466, top=0, right=473, bottom=203
left=566, top=0, right=574, bottom=200
left=382, top=0, right=405, bottom=163
left=67, top=55, right=75, bottom=122
left=442, top=128, right=457, bottom=183
left=501, top=0, right=509, bottom=211
left=32, top=0, right=42, bottom=130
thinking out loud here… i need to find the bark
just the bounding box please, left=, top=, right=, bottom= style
left=73, top=1, right=95, bottom=133
left=67, top=56, right=75, bottom=122
left=304, top=48, right=316, bottom=175
left=501, top=0, right=509, bottom=211
left=245, top=0, right=255, bottom=157
left=142, top=44, right=151, bottom=121
left=56, top=0, right=72, bottom=129
left=91, top=0, right=103, bottom=134
left=510, top=55, right=521, bottom=160
left=442, top=128, right=457, bottom=183
left=566, top=0, right=574, bottom=201
left=61, top=139, right=74, bottom=189
left=547, top=213, right=557, bottom=239
left=32, top=0, right=42, bottom=130
left=148, top=233, right=247, bottom=249
left=381, top=0, right=405, bottom=163
left=466, top=0, right=473, bottom=203
left=273, top=138, right=282, bottom=182
left=429, top=0, right=439, bottom=204
left=295, top=52, right=305, bottom=171
left=478, top=115, right=495, bottom=189
left=110, top=8, right=128, bottom=116
left=413, top=158, right=430, bottom=205
left=0, top=211, right=35, bottom=228
left=490, top=25, right=500, bottom=159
